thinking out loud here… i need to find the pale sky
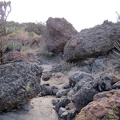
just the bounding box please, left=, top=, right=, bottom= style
left=5, top=0, right=120, bottom=31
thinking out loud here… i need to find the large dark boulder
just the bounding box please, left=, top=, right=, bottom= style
left=63, top=21, right=120, bottom=62
left=0, top=61, right=42, bottom=112
left=72, top=81, right=99, bottom=112
left=45, top=17, right=78, bottom=53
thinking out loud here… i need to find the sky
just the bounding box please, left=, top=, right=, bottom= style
left=5, top=0, right=120, bottom=31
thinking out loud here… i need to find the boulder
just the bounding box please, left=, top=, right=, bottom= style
left=72, top=80, right=99, bottom=112
left=76, top=89, right=120, bottom=120
left=45, top=17, right=78, bottom=53
left=63, top=20, right=120, bottom=62
left=0, top=61, right=42, bottom=112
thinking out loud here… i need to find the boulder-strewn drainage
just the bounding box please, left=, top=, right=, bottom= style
left=0, top=18, right=120, bottom=120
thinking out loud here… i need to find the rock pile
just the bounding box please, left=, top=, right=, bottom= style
left=45, top=71, right=120, bottom=120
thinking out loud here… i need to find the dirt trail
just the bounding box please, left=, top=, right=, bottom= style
left=0, top=97, right=58, bottom=120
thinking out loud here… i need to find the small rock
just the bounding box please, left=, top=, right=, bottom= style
left=58, top=107, right=67, bottom=116
left=52, top=64, right=62, bottom=72
left=112, top=81, right=120, bottom=89
left=67, top=108, right=76, bottom=120
left=22, top=104, right=33, bottom=111
left=92, top=58, right=106, bottom=73
left=84, top=58, right=94, bottom=65
left=111, top=75, right=120, bottom=84
left=55, top=72, right=62, bottom=78
left=63, top=83, right=70, bottom=89
left=99, top=72, right=112, bottom=91
left=83, top=65, right=92, bottom=73
left=61, top=111, right=68, bottom=119
left=56, top=89, right=69, bottom=98
left=67, top=89, right=75, bottom=98
left=41, top=84, right=59, bottom=96
left=52, top=99, right=60, bottom=106
left=42, top=71, right=52, bottom=81
left=55, top=99, right=71, bottom=112
left=52, top=86, right=59, bottom=95
left=67, top=103, right=75, bottom=110
left=40, top=65, right=52, bottom=72
left=41, top=85, right=53, bottom=96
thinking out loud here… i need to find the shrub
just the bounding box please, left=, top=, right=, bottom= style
left=112, top=38, right=120, bottom=66
left=28, top=31, right=35, bottom=37
left=37, top=43, right=53, bottom=57
left=8, top=33, right=17, bottom=37
left=25, top=22, right=46, bottom=35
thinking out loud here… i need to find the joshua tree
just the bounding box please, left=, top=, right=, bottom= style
left=0, top=0, right=11, bottom=64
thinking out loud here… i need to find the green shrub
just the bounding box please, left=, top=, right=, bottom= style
left=25, top=22, right=46, bottom=35
left=28, top=31, right=35, bottom=37
left=8, top=33, right=17, bottom=37
left=2, top=40, right=20, bottom=52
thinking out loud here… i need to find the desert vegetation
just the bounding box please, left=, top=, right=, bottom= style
left=0, top=1, right=46, bottom=64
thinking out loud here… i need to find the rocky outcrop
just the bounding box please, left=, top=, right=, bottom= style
left=0, top=61, right=42, bottom=112
left=71, top=72, right=118, bottom=111
left=76, top=89, right=120, bottom=120
left=63, top=21, right=120, bottom=62
left=45, top=17, right=78, bottom=53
